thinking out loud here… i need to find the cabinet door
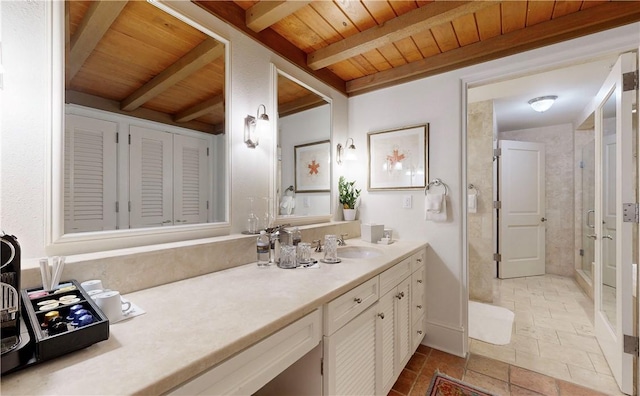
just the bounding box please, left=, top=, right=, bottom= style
left=64, top=114, right=118, bottom=233
left=129, top=126, right=173, bottom=228
left=324, top=303, right=377, bottom=396
left=173, top=134, right=209, bottom=225
left=396, top=277, right=412, bottom=370
left=377, top=289, right=396, bottom=394
left=411, top=265, right=426, bottom=325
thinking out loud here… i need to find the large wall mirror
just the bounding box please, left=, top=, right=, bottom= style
left=276, top=70, right=332, bottom=221
left=52, top=1, right=229, bottom=252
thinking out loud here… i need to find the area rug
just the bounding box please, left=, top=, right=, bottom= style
left=468, top=300, right=514, bottom=345
left=427, top=372, right=495, bottom=396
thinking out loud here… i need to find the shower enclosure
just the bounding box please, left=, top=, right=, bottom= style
left=580, top=140, right=596, bottom=280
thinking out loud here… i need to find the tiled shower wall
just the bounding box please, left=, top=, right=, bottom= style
left=467, top=100, right=495, bottom=302
left=500, top=124, right=575, bottom=276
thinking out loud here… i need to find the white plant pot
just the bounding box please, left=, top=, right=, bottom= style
left=343, top=209, right=356, bottom=221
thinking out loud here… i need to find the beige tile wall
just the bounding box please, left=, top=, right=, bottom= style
left=467, top=100, right=495, bottom=302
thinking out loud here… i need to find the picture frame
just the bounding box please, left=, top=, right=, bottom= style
left=295, top=140, right=330, bottom=192
left=368, top=124, right=428, bottom=190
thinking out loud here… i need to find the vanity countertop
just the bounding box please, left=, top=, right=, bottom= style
left=2, top=239, right=427, bottom=395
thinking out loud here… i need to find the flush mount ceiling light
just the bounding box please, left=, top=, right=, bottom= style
left=528, top=95, right=558, bottom=113
left=244, top=104, right=270, bottom=148
left=336, top=138, right=357, bottom=165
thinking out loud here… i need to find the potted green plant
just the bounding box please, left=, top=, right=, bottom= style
left=338, top=176, right=361, bottom=221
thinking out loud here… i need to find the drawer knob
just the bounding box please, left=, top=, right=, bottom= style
left=417, top=305, right=422, bottom=309
left=396, top=291, right=405, bottom=299
left=417, top=330, right=423, bottom=335
left=354, top=297, right=362, bottom=304
left=417, top=279, right=423, bottom=283
left=417, top=258, right=422, bottom=263
left=378, top=313, right=385, bottom=319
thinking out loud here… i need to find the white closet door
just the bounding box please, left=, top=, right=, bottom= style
left=64, top=114, right=117, bottom=233
left=129, top=125, right=173, bottom=228
left=173, top=134, right=209, bottom=225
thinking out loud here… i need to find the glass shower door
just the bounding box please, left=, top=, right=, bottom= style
left=581, top=142, right=596, bottom=279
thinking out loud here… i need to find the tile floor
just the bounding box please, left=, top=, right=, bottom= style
left=467, top=274, right=624, bottom=395
left=390, top=345, right=611, bottom=396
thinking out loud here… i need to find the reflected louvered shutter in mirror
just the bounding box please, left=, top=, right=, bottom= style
left=129, top=125, right=173, bottom=228
left=173, top=135, right=209, bottom=225
left=64, top=114, right=117, bottom=233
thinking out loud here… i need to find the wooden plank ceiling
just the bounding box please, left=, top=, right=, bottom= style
left=66, top=1, right=226, bottom=134
left=196, top=0, right=640, bottom=96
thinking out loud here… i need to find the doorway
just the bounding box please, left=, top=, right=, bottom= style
left=465, top=55, right=631, bottom=395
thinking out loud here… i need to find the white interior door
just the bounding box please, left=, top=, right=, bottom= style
left=498, top=140, right=546, bottom=279
left=594, top=51, right=636, bottom=395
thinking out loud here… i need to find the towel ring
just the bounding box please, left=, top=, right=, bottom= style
left=425, top=178, right=448, bottom=195
left=468, top=184, right=480, bottom=195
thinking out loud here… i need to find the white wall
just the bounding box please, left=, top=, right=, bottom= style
left=348, top=23, right=640, bottom=355
left=1, top=0, right=638, bottom=357
left=0, top=1, right=348, bottom=258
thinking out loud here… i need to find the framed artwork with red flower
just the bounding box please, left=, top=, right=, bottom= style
left=294, top=140, right=330, bottom=193
left=367, top=124, right=428, bottom=190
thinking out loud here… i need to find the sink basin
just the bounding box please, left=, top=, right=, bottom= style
left=338, top=246, right=383, bottom=259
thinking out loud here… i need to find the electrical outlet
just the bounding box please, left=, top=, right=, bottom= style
left=402, top=195, right=412, bottom=209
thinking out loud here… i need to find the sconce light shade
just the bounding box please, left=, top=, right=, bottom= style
left=336, top=138, right=357, bottom=164
left=244, top=104, right=270, bottom=148
left=528, top=95, right=557, bottom=113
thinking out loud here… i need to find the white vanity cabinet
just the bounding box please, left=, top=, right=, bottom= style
left=324, top=249, right=426, bottom=396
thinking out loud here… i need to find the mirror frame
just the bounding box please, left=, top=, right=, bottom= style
left=271, top=64, right=333, bottom=227
left=46, top=1, right=231, bottom=255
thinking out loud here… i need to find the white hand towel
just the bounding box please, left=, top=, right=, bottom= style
left=425, top=194, right=448, bottom=222
left=468, top=193, right=477, bottom=214
left=425, top=193, right=443, bottom=213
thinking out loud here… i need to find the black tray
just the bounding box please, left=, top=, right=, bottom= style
left=20, top=279, right=109, bottom=362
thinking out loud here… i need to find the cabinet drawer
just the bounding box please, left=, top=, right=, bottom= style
left=411, top=315, right=426, bottom=351
left=169, top=309, right=322, bottom=396
left=411, top=250, right=426, bottom=273
left=324, top=277, right=379, bottom=336
left=411, top=268, right=426, bottom=321
left=380, top=258, right=411, bottom=296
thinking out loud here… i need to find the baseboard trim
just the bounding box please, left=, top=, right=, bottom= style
left=423, top=320, right=466, bottom=358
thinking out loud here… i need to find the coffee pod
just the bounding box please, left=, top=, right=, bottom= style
left=48, top=319, right=68, bottom=335
left=77, top=313, right=94, bottom=327
left=66, top=304, right=85, bottom=321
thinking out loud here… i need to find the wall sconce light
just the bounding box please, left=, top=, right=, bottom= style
left=528, top=95, right=557, bottom=113
left=336, top=138, right=357, bottom=165
left=244, top=104, right=270, bottom=148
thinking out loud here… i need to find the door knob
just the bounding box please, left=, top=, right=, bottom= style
left=541, top=217, right=547, bottom=222
left=603, top=235, right=613, bottom=240
left=587, top=234, right=597, bottom=240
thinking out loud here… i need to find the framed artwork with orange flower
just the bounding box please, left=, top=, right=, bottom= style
left=294, top=140, right=330, bottom=193
left=367, top=124, right=428, bottom=190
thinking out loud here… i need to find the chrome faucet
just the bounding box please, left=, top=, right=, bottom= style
left=338, top=233, right=348, bottom=246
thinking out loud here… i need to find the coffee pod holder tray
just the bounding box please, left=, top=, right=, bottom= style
left=20, top=279, right=109, bottom=363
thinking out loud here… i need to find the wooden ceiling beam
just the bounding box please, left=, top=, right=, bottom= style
left=307, top=1, right=499, bottom=71
left=67, top=90, right=223, bottom=134
left=346, top=1, right=640, bottom=95
left=247, top=1, right=311, bottom=33
left=194, top=1, right=347, bottom=95
left=174, top=95, right=224, bottom=123
left=279, top=94, right=326, bottom=118
left=121, top=38, right=224, bottom=111
left=68, top=1, right=127, bottom=82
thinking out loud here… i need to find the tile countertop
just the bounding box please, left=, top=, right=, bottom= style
left=2, top=239, right=427, bottom=395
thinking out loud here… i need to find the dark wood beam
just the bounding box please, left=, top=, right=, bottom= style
left=194, top=1, right=347, bottom=95
left=346, top=1, right=640, bottom=95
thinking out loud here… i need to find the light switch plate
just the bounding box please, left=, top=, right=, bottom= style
left=402, top=195, right=412, bottom=209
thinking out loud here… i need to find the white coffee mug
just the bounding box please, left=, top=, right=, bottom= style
left=81, top=279, right=104, bottom=292
left=94, top=290, right=131, bottom=322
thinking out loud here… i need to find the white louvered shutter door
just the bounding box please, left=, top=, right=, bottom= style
left=64, top=114, right=117, bottom=233
left=129, top=126, right=173, bottom=228
left=173, top=134, right=209, bottom=225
